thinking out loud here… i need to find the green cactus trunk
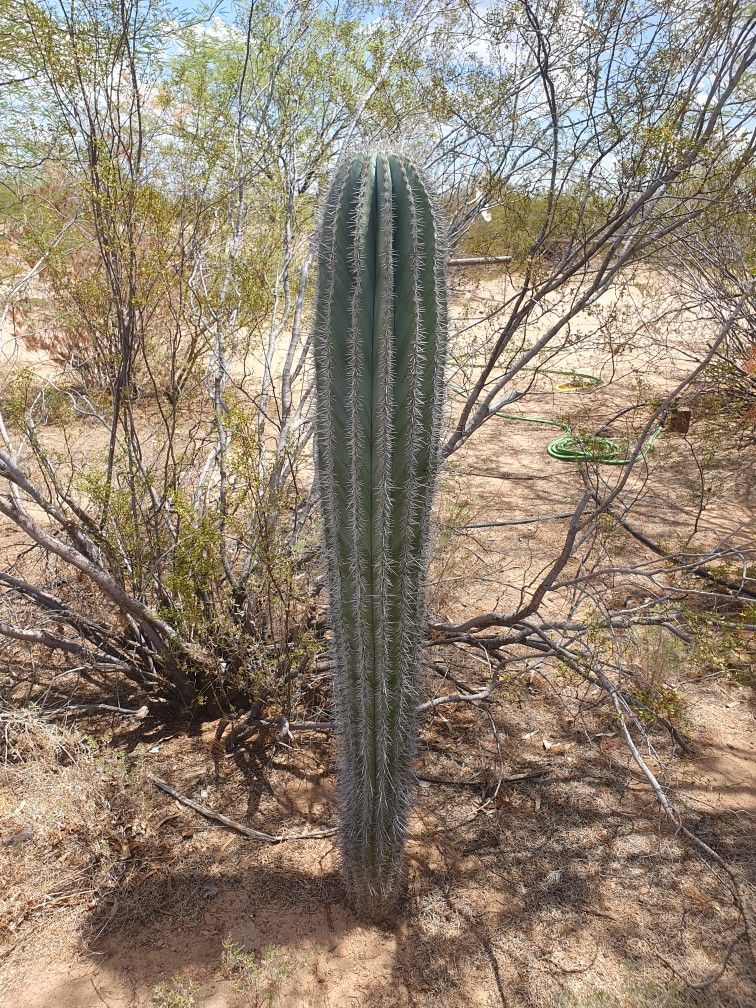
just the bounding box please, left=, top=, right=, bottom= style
left=313, top=151, right=447, bottom=918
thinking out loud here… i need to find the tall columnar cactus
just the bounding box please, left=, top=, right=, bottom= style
left=313, top=150, right=448, bottom=918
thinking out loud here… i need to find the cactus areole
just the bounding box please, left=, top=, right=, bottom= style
left=313, top=151, right=448, bottom=918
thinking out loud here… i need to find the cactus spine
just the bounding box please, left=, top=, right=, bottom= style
left=313, top=151, right=447, bottom=918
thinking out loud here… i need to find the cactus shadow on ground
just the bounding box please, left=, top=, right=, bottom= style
left=64, top=713, right=755, bottom=1008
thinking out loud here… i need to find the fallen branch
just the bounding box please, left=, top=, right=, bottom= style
left=0, top=619, right=130, bottom=671
left=448, top=255, right=513, bottom=266
left=228, top=683, right=512, bottom=751
left=416, top=681, right=498, bottom=713
left=608, top=509, right=756, bottom=600
left=417, top=772, right=483, bottom=788
left=612, top=694, right=724, bottom=866
left=417, top=769, right=547, bottom=789
left=236, top=716, right=336, bottom=737
left=62, top=703, right=147, bottom=717
left=146, top=772, right=335, bottom=843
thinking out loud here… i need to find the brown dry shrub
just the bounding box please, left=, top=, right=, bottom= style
left=0, top=709, right=147, bottom=940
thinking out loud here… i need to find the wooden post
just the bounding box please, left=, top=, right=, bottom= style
left=666, top=408, right=691, bottom=434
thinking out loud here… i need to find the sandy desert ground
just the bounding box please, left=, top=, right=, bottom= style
left=1, top=269, right=754, bottom=1007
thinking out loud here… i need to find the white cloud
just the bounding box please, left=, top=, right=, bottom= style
left=190, top=16, right=242, bottom=42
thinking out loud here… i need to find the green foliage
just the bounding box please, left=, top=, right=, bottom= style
left=685, top=607, right=747, bottom=680
left=625, top=626, right=687, bottom=725
left=461, top=184, right=611, bottom=266
left=0, top=368, right=73, bottom=428
left=222, top=938, right=295, bottom=1007
left=630, top=681, right=686, bottom=728
left=70, top=395, right=318, bottom=707
left=152, top=976, right=203, bottom=1008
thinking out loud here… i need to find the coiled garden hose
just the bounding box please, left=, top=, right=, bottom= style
left=545, top=426, right=662, bottom=464
left=451, top=376, right=663, bottom=465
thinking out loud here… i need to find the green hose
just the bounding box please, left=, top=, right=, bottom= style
left=451, top=352, right=603, bottom=393
left=544, top=368, right=602, bottom=392
left=452, top=387, right=662, bottom=465
left=545, top=426, right=662, bottom=464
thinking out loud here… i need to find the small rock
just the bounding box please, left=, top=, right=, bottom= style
left=2, top=827, right=35, bottom=846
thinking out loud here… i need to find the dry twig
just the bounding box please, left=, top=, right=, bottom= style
left=146, top=772, right=335, bottom=843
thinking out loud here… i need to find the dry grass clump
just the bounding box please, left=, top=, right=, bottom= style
left=0, top=707, right=144, bottom=940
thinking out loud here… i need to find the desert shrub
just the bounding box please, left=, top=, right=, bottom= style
left=0, top=368, right=74, bottom=429
left=460, top=185, right=612, bottom=267
left=624, top=626, right=688, bottom=728
left=0, top=383, right=321, bottom=716
left=152, top=977, right=204, bottom=1008
left=0, top=709, right=141, bottom=936
left=222, top=938, right=295, bottom=1007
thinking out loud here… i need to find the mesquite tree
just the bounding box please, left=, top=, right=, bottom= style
left=0, top=1, right=442, bottom=715
left=313, top=151, right=448, bottom=918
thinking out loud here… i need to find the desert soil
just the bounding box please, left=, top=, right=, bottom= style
left=1, top=269, right=754, bottom=1007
